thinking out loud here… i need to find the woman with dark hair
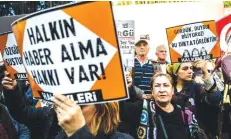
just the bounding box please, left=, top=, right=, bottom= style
left=191, top=48, right=200, bottom=57
left=200, top=47, right=208, bottom=56
left=182, top=49, right=191, bottom=58
left=166, top=61, right=222, bottom=138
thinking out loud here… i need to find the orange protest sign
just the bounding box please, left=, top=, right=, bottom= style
left=12, top=1, right=128, bottom=105
left=0, top=32, right=27, bottom=80
left=166, top=20, right=221, bottom=63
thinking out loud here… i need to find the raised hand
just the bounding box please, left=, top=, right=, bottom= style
left=1, top=71, right=17, bottom=90
left=53, top=94, right=85, bottom=137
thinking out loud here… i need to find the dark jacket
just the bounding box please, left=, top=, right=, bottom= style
left=55, top=125, right=134, bottom=139
left=119, top=98, right=206, bottom=139
left=3, top=88, right=61, bottom=139
left=174, top=80, right=221, bottom=138
left=0, top=103, right=30, bottom=139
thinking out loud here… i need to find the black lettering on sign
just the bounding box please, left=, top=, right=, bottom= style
left=61, top=44, right=73, bottom=62
left=174, top=27, right=192, bottom=34
left=35, top=25, right=44, bottom=44
left=42, top=24, right=50, bottom=42
left=122, top=29, right=134, bottom=37
left=23, top=48, right=54, bottom=66
left=31, top=69, right=60, bottom=86
left=38, top=89, right=103, bottom=104
left=27, top=18, right=76, bottom=45
left=65, top=63, right=106, bottom=84
left=5, top=45, right=19, bottom=55
left=5, top=57, right=23, bottom=66
left=49, top=21, right=60, bottom=40
left=61, top=38, right=108, bottom=62
left=96, top=38, right=108, bottom=56
left=194, top=24, right=210, bottom=31
left=88, top=64, right=101, bottom=80
left=79, top=40, right=94, bottom=59
left=64, top=67, right=74, bottom=84
left=79, top=65, right=90, bottom=83
left=171, top=43, right=177, bottom=48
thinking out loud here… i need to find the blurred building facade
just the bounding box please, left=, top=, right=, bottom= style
left=0, top=1, right=72, bottom=17
left=1, top=1, right=231, bottom=17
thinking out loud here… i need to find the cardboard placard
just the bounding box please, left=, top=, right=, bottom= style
left=166, top=20, right=221, bottom=63
left=12, top=1, right=128, bottom=105
left=0, top=32, right=27, bottom=80
left=116, top=20, right=135, bottom=72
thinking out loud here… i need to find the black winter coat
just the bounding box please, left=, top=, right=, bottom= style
left=55, top=125, right=134, bottom=139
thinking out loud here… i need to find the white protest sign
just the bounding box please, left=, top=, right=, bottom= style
left=166, top=21, right=221, bottom=63
left=12, top=2, right=128, bottom=105
left=116, top=20, right=135, bottom=72
left=0, top=32, right=27, bottom=80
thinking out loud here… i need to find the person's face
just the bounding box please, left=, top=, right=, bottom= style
left=201, top=48, right=206, bottom=54
left=81, top=104, right=96, bottom=125
left=135, top=43, right=149, bottom=57
left=192, top=49, right=199, bottom=57
left=177, top=63, right=193, bottom=81
left=156, top=47, right=167, bottom=61
left=152, top=76, right=173, bottom=105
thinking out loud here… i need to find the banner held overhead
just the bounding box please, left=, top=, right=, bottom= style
left=12, top=1, right=128, bottom=105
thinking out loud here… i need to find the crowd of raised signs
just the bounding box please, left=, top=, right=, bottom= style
left=0, top=40, right=230, bottom=139
left=1, top=2, right=231, bottom=139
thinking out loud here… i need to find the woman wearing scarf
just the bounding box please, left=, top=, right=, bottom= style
left=120, top=73, right=206, bottom=139
left=166, top=60, right=222, bottom=138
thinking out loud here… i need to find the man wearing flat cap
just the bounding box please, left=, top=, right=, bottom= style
left=130, top=35, right=160, bottom=94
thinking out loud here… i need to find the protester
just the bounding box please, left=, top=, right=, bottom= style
left=120, top=73, right=206, bottom=139
left=0, top=103, right=30, bottom=139
left=53, top=94, right=134, bottom=139
left=166, top=60, right=222, bottom=138
left=0, top=65, right=30, bottom=139
left=132, top=38, right=161, bottom=94
left=0, top=65, right=6, bottom=104
left=1, top=71, right=59, bottom=139
left=152, top=44, right=169, bottom=73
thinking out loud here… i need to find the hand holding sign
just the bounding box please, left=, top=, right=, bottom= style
left=193, top=59, right=207, bottom=69
left=53, top=94, right=85, bottom=137
left=193, top=59, right=209, bottom=79
left=2, top=71, right=17, bottom=90
left=126, top=74, right=132, bottom=88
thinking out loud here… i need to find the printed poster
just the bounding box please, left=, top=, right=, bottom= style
left=116, top=20, right=135, bottom=72
left=12, top=1, right=128, bottom=104
left=0, top=32, right=27, bottom=80
left=166, top=20, right=221, bottom=63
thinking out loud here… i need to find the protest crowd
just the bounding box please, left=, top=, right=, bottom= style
left=0, top=1, right=231, bottom=139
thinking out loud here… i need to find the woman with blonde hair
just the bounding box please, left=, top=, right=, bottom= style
left=53, top=94, right=134, bottom=139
